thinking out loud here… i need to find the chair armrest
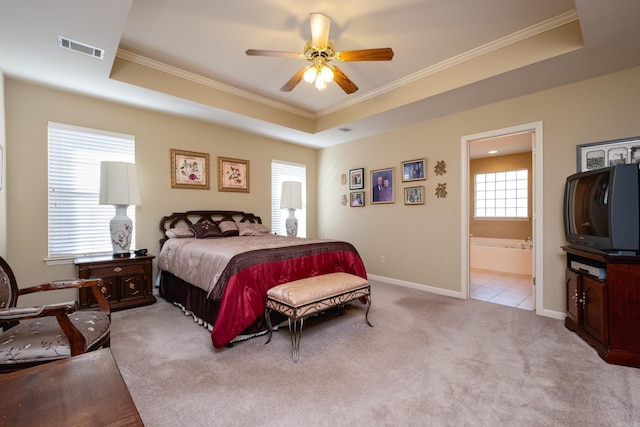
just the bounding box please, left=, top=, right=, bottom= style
left=18, top=278, right=110, bottom=316
left=18, top=278, right=103, bottom=295
left=0, top=303, right=76, bottom=321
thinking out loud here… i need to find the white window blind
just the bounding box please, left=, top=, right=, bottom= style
left=474, top=169, right=528, bottom=218
left=271, top=160, right=306, bottom=237
left=48, top=122, right=136, bottom=259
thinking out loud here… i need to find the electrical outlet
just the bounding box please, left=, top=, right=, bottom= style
left=380, top=255, right=385, bottom=264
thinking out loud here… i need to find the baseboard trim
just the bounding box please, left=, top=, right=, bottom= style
left=367, top=273, right=565, bottom=320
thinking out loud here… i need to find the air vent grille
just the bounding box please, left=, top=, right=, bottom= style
left=58, top=36, right=104, bottom=59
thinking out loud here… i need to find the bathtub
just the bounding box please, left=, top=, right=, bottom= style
left=470, top=237, right=532, bottom=275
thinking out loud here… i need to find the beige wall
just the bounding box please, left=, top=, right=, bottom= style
left=4, top=80, right=317, bottom=304
left=318, top=65, right=640, bottom=313
left=469, top=152, right=533, bottom=239
left=4, top=66, right=640, bottom=313
left=0, top=70, right=6, bottom=258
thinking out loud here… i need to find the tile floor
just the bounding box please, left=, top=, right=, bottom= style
left=470, top=268, right=533, bottom=310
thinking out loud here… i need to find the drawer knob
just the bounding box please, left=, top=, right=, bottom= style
left=114, top=267, right=122, bottom=273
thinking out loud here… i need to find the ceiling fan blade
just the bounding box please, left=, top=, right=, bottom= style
left=310, top=13, right=331, bottom=49
left=245, top=49, right=303, bottom=59
left=336, top=48, right=394, bottom=62
left=331, top=66, right=359, bottom=94
left=280, top=67, right=308, bottom=92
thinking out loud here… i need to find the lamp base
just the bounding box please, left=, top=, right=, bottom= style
left=285, top=208, right=298, bottom=237
left=110, top=205, right=133, bottom=256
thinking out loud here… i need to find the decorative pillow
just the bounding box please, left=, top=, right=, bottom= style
left=189, top=221, right=223, bottom=238
left=237, top=222, right=271, bottom=236
left=165, top=227, right=195, bottom=238
left=237, top=222, right=257, bottom=236
left=256, top=224, right=271, bottom=234
left=218, top=220, right=239, bottom=237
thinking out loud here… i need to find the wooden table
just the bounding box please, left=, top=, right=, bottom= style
left=0, top=349, right=143, bottom=426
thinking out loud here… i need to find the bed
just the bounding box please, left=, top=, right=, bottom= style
left=157, top=210, right=367, bottom=348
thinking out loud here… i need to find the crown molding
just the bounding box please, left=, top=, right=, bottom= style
left=115, top=49, right=316, bottom=120
left=317, top=10, right=580, bottom=116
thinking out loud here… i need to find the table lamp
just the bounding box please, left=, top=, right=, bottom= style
left=99, top=161, right=141, bottom=257
left=280, top=181, right=302, bottom=237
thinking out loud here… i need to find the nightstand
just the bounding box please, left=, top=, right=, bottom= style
left=74, top=254, right=156, bottom=311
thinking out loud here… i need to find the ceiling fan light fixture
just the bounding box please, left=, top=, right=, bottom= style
left=314, top=76, right=327, bottom=90
left=320, top=65, right=334, bottom=82
left=303, top=66, right=317, bottom=83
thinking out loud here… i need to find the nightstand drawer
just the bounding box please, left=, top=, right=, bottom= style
left=88, top=263, right=145, bottom=277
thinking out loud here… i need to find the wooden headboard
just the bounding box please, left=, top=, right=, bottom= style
left=159, top=210, right=262, bottom=248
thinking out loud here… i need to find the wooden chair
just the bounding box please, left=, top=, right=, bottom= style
left=0, top=256, right=111, bottom=373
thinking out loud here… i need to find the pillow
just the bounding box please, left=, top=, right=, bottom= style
left=165, top=227, right=195, bottom=239
left=237, top=222, right=271, bottom=236
left=189, top=221, right=223, bottom=239
left=218, top=220, right=239, bottom=237
left=256, top=224, right=271, bottom=234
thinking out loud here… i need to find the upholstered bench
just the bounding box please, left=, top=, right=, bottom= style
left=264, top=272, right=372, bottom=363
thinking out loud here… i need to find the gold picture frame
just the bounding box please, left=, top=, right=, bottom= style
left=401, top=158, right=426, bottom=182
left=404, top=185, right=425, bottom=205
left=218, top=156, right=250, bottom=193
left=170, top=149, right=210, bottom=190
left=371, top=167, right=395, bottom=204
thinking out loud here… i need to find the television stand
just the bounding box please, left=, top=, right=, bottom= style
left=563, top=246, right=640, bottom=368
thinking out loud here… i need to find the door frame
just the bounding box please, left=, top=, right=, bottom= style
left=461, top=121, right=544, bottom=315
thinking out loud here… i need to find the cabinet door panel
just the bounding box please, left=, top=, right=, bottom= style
left=120, top=274, right=147, bottom=302
left=582, top=276, right=608, bottom=343
left=566, top=269, right=580, bottom=325
left=80, top=277, right=116, bottom=309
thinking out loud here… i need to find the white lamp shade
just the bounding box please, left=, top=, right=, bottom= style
left=280, top=181, right=302, bottom=209
left=99, top=161, right=141, bottom=206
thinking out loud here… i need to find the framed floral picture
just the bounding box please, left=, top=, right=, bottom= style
left=349, top=168, right=365, bottom=190
left=404, top=186, right=425, bottom=205
left=218, top=156, right=250, bottom=192
left=170, top=149, right=210, bottom=190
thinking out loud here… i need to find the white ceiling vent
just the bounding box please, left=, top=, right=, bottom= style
left=57, top=36, right=104, bottom=59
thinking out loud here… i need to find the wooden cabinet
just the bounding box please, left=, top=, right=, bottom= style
left=563, top=246, right=640, bottom=368
left=75, top=254, right=156, bottom=311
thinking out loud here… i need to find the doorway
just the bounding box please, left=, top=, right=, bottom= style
left=461, top=122, right=544, bottom=315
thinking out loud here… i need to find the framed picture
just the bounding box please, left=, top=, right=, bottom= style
left=350, top=191, right=365, bottom=207
left=401, top=158, right=426, bottom=182
left=404, top=186, right=425, bottom=205
left=371, top=167, right=395, bottom=204
left=577, top=136, right=640, bottom=171
left=218, top=156, right=250, bottom=192
left=170, top=149, right=210, bottom=190
left=349, top=168, right=365, bottom=190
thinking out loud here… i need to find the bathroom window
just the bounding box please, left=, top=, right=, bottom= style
left=474, top=169, right=528, bottom=218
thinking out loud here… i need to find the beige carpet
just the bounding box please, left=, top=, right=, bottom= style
left=110, top=280, right=640, bottom=426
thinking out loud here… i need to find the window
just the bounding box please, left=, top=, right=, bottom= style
left=474, top=169, right=528, bottom=218
left=271, top=160, right=306, bottom=237
left=48, top=122, right=136, bottom=259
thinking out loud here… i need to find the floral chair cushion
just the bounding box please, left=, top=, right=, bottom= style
left=0, top=310, right=110, bottom=366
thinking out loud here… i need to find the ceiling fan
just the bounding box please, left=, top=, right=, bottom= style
left=245, top=13, right=394, bottom=94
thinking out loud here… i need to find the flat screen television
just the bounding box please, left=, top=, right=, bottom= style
left=564, top=163, right=640, bottom=255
